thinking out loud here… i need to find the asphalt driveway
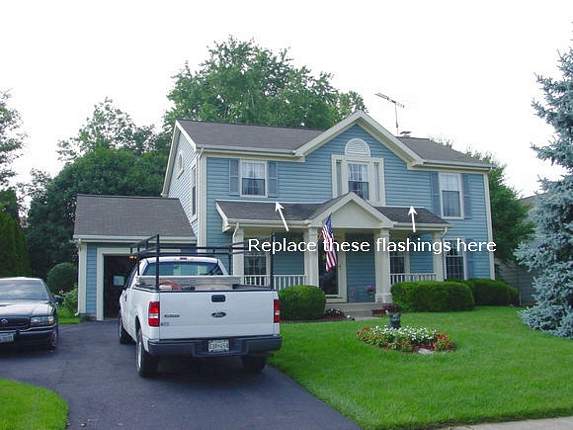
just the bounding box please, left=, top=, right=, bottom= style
left=0, top=321, right=359, bottom=430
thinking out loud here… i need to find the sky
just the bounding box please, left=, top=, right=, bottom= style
left=2, top=0, right=572, bottom=197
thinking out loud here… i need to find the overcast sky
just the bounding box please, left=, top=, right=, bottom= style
left=2, top=0, right=572, bottom=197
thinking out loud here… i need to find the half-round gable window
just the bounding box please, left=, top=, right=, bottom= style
left=345, top=138, right=371, bottom=157
left=177, top=152, right=184, bottom=176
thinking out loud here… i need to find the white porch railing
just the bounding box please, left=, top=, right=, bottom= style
left=390, top=273, right=437, bottom=285
left=242, top=275, right=307, bottom=290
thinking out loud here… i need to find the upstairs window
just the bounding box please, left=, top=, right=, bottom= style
left=241, top=160, right=266, bottom=196
left=439, top=173, right=462, bottom=218
left=348, top=162, right=369, bottom=200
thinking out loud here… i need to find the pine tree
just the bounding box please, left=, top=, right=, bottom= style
left=517, top=47, right=573, bottom=337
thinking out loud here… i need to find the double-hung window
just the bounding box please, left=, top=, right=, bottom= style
left=440, top=173, right=462, bottom=218
left=348, top=162, right=369, bottom=200
left=390, top=251, right=406, bottom=274
left=244, top=248, right=268, bottom=285
left=241, top=160, right=266, bottom=196
left=445, top=245, right=465, bottom=280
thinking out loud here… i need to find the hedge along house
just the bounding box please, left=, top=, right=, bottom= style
left=73, top=195, right=195, bottom=320
left=74, top=110, right=494, bottom=319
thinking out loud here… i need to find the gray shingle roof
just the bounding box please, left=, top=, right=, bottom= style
left=74, top=195, right=195, bottom=239
left=178, top=120, right=490, bottom=166
left=216, top=198, right=447, bottom=225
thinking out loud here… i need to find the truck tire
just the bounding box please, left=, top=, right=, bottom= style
left=136, top=329, right=158, bottom=377
left=118, top=314, right=132, bottom=344
left=242, top=355, right=267, bottom=373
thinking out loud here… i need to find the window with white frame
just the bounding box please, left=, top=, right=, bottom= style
left=390, top=251, right=406, bottom=274
left=241, top=160, right=266, bottom=196
left=440, top=173, right=462, bottom=218
left=445, top=245, right=465, bottom=280
left=244, top=250, right=267, bottom=282
left=348, top=162, right=369, bottom=200
left=191, top=165, right=197, bottom=216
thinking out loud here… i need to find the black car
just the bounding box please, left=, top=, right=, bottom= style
left=0, top=278, right=59, bottom=350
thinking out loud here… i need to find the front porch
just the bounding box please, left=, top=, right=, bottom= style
left=217, top=193, right=449, bottom=304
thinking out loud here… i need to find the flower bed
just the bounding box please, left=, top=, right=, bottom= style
left=356, top=325, right=456, bottom=352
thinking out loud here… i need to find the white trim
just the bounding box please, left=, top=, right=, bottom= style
left=345, top=138, right=371, bottom=157
left=483, top=173, right=495, bottom=279
left=331, top=154, right=386, bottom=206
left=239, top=159, right=268, bottom=198
left=96, top=247, right=131, bottom=321
left=439, top=172, right=464, bottom=220
left=77, top=242, right=87, bottom=314
left=198, top=151, right=207, bottom=246
left=73, top=235, right=196, bottom=243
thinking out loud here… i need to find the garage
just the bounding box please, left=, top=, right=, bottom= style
left=73, top=194, right=196, bottom=320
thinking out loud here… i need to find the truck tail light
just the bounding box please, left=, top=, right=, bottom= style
left=273, top=299, right=280, bottom=323
left=148, top=301, right=160, bottom=327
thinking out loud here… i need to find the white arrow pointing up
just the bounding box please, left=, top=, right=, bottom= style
left=275, top=202, right=289, bottom=232
left=408, top=206, right=418, bottom=233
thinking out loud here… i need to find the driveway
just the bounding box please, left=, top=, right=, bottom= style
left=0, top=321, right=358, bottom=430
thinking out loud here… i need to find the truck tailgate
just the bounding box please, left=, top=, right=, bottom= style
left=159, top=290, right=276, bottom=339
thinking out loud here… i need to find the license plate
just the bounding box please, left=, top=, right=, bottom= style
left=0, top=333, right=14, bottom=344
left=208, top=339, right=229, bottom=353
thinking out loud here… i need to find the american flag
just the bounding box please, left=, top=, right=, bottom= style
left=322, top=215, right=337, bottom=272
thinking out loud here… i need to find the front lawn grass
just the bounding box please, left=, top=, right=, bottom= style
left=270, top=307, right=573, bottom=430
left=0, top=379, right=67, bottom=430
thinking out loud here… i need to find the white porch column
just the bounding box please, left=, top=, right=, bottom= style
left=432, top=231, right=445, bottom=281
left=232, top=227, right=244, bottom=279
left=304, top=228, right=319, bottom=286
left=374, top=229, right=392, bottom=303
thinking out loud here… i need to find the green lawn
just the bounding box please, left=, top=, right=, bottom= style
left=0, top=379, right=67, bottom=430
left=271, top=307, right=573, bottom=430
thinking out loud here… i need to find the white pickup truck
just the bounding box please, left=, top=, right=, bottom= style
left=117, top=255, right=281, bottom=377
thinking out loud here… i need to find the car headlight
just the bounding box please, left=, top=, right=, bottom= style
left=30, top=315, right=55, bottom=327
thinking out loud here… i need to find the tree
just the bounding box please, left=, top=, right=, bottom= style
left=0, top=90, right=25, bottom=188
left=47, top=262, right=77, bottom=294
left=164, top=37, right=365, bottom=131
left=0, top=210, right=30, bottom=277
left=26, top=148, right=165, bottom=277
left=517, top=47, right=573, bottom=337
left=57, top=98, right=161, bottom=162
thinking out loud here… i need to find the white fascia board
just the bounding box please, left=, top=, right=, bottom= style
left=412, top=159, right=492, bottom=172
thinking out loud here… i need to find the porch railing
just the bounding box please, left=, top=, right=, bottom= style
left=390, top=273, right=437, bottom=285
left=242, top=275, right=307, bottom=290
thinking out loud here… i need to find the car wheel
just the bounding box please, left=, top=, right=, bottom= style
left=241, top=355, right=267, bottom=373
left=118, top=314, right=132, bottom=344
left=46, top=326, right=58, bottom=351
left=136, top=329, right=158, bottom=377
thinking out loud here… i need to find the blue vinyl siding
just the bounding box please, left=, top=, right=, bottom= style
left=86, top=244, right=97, bottom=315
left=204, top=124, right=492, bottom=281
left=346, top=233, right=375, bottom=303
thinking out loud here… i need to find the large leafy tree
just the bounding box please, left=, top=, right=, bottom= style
left=0, top=209, right=30, bottom=277
left=0, top=90, right=25, bottom=188
left=517, top=47, right=573, bottom=337
left=164, top=37, right=365, bottom=131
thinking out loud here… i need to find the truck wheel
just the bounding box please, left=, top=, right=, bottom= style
left=241, top=355, right=267, bottom=373
left=136, top=329, right=158, bottom=377
left=118, top=314, right=132, bottom=344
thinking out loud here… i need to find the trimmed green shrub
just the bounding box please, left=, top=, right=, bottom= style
left=391, top=281, right=474, bottom=312
left=279, top=285, right=326, bottom=320
left=464, top=279, right=519, bottom=306
left=62, top=287, right=78, bottom=314
left=47, top=262, right=77, bottom=294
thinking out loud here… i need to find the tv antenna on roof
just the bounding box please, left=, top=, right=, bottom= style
left=375, top=92, right=405, bottom=135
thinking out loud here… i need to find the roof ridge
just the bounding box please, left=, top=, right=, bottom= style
left=177, top=119, right=326, bottom=132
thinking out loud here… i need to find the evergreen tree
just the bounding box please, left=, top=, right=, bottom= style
left=0, top=210, right=30, bottom=277
left=517, top=47, right=573, bottom=337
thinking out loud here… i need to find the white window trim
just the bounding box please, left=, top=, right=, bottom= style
left=439, top=172, right=464, bottom=219
left=331, top=154, right=386, bottom=205
left=443, top=237, right=468, bottom=280
left=176, top=152, right=185, bottom=178
left=239, top=159, right=268, bottom=198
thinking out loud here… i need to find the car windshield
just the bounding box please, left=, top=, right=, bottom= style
left=0, top=279, right=50, bottom=301
left=143, top=261, right=224, bottom=276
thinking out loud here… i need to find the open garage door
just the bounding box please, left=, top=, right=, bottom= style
left=104, top=256, right=135, bottom=319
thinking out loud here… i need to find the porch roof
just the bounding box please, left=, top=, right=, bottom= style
left=216, top=195, right=448, bottom=227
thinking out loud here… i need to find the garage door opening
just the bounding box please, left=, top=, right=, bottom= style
left=104, top=256, right=135, bottom=319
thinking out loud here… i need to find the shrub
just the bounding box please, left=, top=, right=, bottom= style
left=62, top=287, right=78, bottom=314
left=464, top=278, right=519, bottom=306
left=47, top=262, right=77, bottom=294
left=391, top=281, right=474, bottom=312
left=279, top=285, right=326, bottom=320
left=356, top=325, right=456, bottom=352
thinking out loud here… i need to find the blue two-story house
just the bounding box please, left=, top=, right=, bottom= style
left=73, top=111, right=494, bottom=320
